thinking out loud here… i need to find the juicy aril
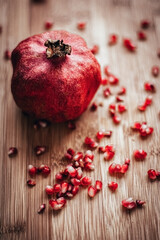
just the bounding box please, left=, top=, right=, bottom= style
left=11, top=30, right=101, bottom=122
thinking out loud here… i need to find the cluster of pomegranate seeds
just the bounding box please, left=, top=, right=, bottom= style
left=45, top=21, right=53, bottom=29
left=90, top=102, right=98, bottom=111
left=117, top=86, right=126, bottom=95
left=108, top=181, right=118, bottom=191
left=108, top=158, right=130, bottom=175
left=34, top=119, right=49, bottom=129
left=108, top=34, right=118, bottom=45
left=108, top=104, right=123, bottom=124
left=96, top=130, right=112, bottom=140
left=38, top=204, right=46, bottom=214
left=138, top=95, right=152, bottom=111
left=131, top=121, right=153, bottom=137
left=103, top=87, right=112, bottom=97
left=34, top=146, right=47, bottom=156
left=134, top=150, right=147, bottom=160
left=151, top=66, right=159, bottom=77
left=88, top=180, right=102, bottom=198
left=27, top=179, right=36, bottom=187
left=103, top=65, right=119, bottom=85
left=137, top=31, right=147, bottom=40
left=147, top=169, right=160, bottom=180
left=84, top=137, right=98, bottom=148
left=28, top=164, right=51, bottom=176
left=122, top=198, right=145, bottom=210
left=4, top=50, right=11, bottom=60
left=90, top=45, right=99, bottom=54
left=144, top=82, right=156, bottom=93
left=8, top=147, right=18, bottom=157
left=67, top=120, right=76, bottom=130
left=77, top=22, right=86, bottom=30
left=123, top=38, right=136, bottom=52
left=141, top=19, right=150, bottom=29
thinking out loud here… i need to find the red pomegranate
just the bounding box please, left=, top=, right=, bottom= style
left=11, top=30, right=101, bottom=122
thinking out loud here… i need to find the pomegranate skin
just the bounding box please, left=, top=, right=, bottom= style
left=11, top=30, right=101, bottom=122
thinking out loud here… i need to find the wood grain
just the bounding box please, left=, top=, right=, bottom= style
left=0, top=0, right=160, bottom=239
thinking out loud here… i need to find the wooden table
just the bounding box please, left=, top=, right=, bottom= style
left=0, top=0, right=160, bottom=239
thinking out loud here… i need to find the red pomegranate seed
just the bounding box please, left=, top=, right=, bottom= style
left=139, top=123, right=153, bottom=137
left=61, top=182, right=68, bottom=194
left=114, top=164, right=122, bottom=173
left=66, top=192, right=74, bottom=198
left=53, top=183, right=61, bottom=193
left=84, top=137, right=98, bottom=148
left=138, top=104, right=146, bottom=111
left=108, top=181, right=118, bottom=191
left=81, top=176, right=92, bottom=186
left=77, top=21, right=86, bottom=30
left=45, top=21, right=53, bottom=29
left=104, top=66, right=112, bottom=76
left=104, top=87, right=112, bottom=98
left=108, top=34, right=118, bottom=45
left=108, top=75, right=119, bottom=85
left=45, top=185, right=54, bottom=195
left=104, top=151, right=115, bottom=161
left=67, top=183, right=73, bottom=192
left=144, top=83, right=155, bottom=92
left=121, top=164, right=129, bottom=173
left=65, top=165, right=77, bottom=177
left=38, top=164, right=50, bottom=175
left=136, top=200, right=146, bottom=207
left=123, top=38, right=136, bottom=52
left=83, top=156, right=92, bottom=164
left=73, top=152, right=83, bottom=161
left=108, top=163, right=116, bottom=174
left=98, top=146, right=106, bottom=153
left=118, top=104, right=127, bottom=113
left=113, top=115, right=121, bottom=124
left=96, top=131, right=105, bottom=140
left=38, top=204, right=46, bottom=214
left=84, top=162, right=95, bottom=171
left=122, top=198, right=136, bottom=210
left=134, top=150, right=147, bottom=160
left=116, top=96, right=124, bottom=102
left=125, top=158, right=130, bottom=165
left=70, top=178, right=81, bottom=186
left=67, top=121, right=76, bottom=130
left=137, top=31, right=147, bottom=40
left=104, top=130, right=112, bottom=138
left=27, top=179, right=36, bottom=187
left=144, top=96, right=152, bottom=106
left=88, top=186, right=97, bottom=198
left=76, top=167, right=83, bottom=179
left=118, top=87, right=126, bottom=95
left=85, top=150, right=94, bottom=160
left=64, top=152, right=73, bottom=160
left=90, top=102, right=98, bottom=111
left=147, top=169, right=157, bottom=180
left=49, top=197, right=66, bottom=210
left=8, top=147, right=18, bottom=157
left=152, top=66, right=159, bottom=77
left=4, top=50, right=11, bottom=60
left=95, top=180, right=102, bottom=191
left=55, top=173, right=63, bottom=182
left=90, top=45, right=99, bottom=54
left=101, top=78, right=108, bottom=85
left=131, top=122, right=142, bottom=131
left=141, top=19, right=150, bottom=29
left=66, top=148, right=75, bottom=156
left=109, top=103, right=116, bottom=116
left=72, top=185, right=79, bottom=196
left=28, top=165, right=37, bottom=175
left=34, top=146, right=46, bottom=156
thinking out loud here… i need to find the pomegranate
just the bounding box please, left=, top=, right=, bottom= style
left=11, top=30, right=101, bottom=122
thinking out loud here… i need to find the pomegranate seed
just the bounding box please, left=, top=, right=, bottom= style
left=4, top=50, right=11, bottom=60
left=121, top=164, right=129, bottom=173
left=72, top=185, right=79, bottom=196
left=141, top=19, right=150, bottom=29
left=27, top=179, right=36, bottom=187
left=122, top=198, right=136, bottom=210
left=116, top=96, right=124, bottom=102
left=104, top=87, right=112, bottom=98
left=95, top=180, right=103, bottom=191
left=104, top=130, right=112, bottom=138
left=108, top=163, right=116, bottom=174
left=38, top=204, right=46, bottom=214
left=108, top=34, right=118, bottom=45
left=67, top=183, right=73, bottom=192
left=114, top=164, right=122, bottom=173
left=8, top=147, right=18, bottom=157
left=84, top=137, right=98, bottom=148
left=144, top=96, right=152, bottom=106
left=76, top=167, right=83, bottom=179
left=73, top=152, right=83, bottom=161
left=81, top=176, right=92, bottom=186
left=84, top=162, right=95, bottom=171
left=104, top=65, right=112, bottom=76
left=123, top=38, right=136, bottom=52
left=61, top=182, right=68, bottom=194
left=53, top=183, right=61, bottom=193
left=65, top=165, right=77, bottom=177
left=45, top=185, right=54, bottom=195
left=125, top=158, right=130, bottom=165
left=65, top=152, right=73, bottom=160
left=66, top=192, right=74, bottom=198
left=34, top=146, right=46, bottom=156
left=139, top=123, right=153, bottom=137
left=98, top=146, right=106, bottom=153
left=96, top=131, right=105, bottom=140
left=67, top=121, right=76, bottom=129
left=101, top=78, right=108, bottom=85
left=108, top=181, right=118, bottom=191
left=118, top=87, right=126, bottom=95
left=90, top=45, right=99, bottom=54
left=84, top=150, right=94, bottom=160
left=131, top=122, right=141, bottom=131
left=147, top=169, right=157, bottom=180
left=104, top=151, right=115, bottom=161
left=77, top=21, right=86, bottom=30
left=49, top=197, right=66, bottom=210
left=109, top=103, right=116, bottom=116
left=70, top=178, right=81, bottom=186
left=137, top=31, right=147, bottom=40
left=136, top=200, right=146, bottom=207
left=39, top=164, right=51, bottom=175
left=67, top=148, right=75, bottom=156
left=138, top=104, right=146, bottom=111
left=90, top=102, right=98, bottom=111
left=118, top=104, right=127, bottom=113
left=28, top=165, right=37, bottom=175
left=45, top=21, right=53, bottom=29
left=134, top=150, right=147, bottom=160
left=108, top=75, right=119, bottom=85
left=113, top=115, right=121, bottom=124
left=144, top=83, right=155, bottom=92
left=88, top=186, right=97, bottom=198
left=152, top=66, right=159, bottom=77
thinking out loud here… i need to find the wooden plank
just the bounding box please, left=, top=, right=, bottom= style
left=0, top=0, right=160, bottom=239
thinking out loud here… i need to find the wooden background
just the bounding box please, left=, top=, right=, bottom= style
left=0, top=0, right=160, bottom=239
